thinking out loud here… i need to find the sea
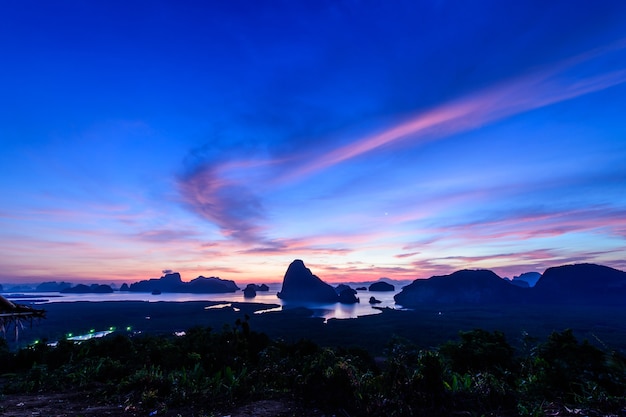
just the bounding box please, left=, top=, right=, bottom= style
left=3, top=281, right=411, bottom=322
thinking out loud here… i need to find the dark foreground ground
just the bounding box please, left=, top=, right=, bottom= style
left=3, top=301, right=626, bottom=417
left=10, top=300, right=626, bottom=354
left=0, top=391, right=326, bottom=417
left=3, top=391, right=619, bottom=417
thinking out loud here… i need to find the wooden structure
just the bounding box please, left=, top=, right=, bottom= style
left=0, top=294, right=46, bottom=342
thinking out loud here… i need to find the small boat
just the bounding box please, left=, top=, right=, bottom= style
left=151, top=290, right=161, bottom=295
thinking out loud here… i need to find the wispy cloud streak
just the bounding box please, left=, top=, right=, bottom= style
left=430, top=206, right=626, bottom=242
left=277, top=41, right=626, bottom=183
left=388, top=203, right=626, bottom=252
left=178, top=165, right=265, bottom=242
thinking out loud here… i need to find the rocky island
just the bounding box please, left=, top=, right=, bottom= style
left=124, top=271, right=239, bottom=294
left=277, top=259, right=339, bottom=303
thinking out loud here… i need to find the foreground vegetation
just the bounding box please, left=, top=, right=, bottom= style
left=1, top=318, right=626, bottom=416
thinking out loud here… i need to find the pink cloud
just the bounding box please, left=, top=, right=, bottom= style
left=236, top=228, right=401, bottom=256
left=432, top=206, right=626, bottom=242
left=275, top=40, right=626, bottom=184
left=242, top=244, right=351, bottom=256
left=0, top=204, right=141, bottom=224
left=403, top=248, right=626, bottom=280
left=132, top=229, right=201, bottom=243
left=178, top=165, right=265, bottom=243
left=395, top=251, right=421, bottom=259
left=311, top=263, right=419, bottom=283
left=432, top=249, right=557, bottom=265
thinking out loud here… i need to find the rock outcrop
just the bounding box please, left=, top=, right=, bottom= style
left=128, top=272, right=239, bottom=293
left=394, top=269, right=524, bottom=306
left=369, top=296, right=382, bottom=304
left=335, top=284, right=354, bottom=294
left=277, top=260, right=338, bottom=303
left=369, top=281, right=395, bottom=292
left=129, top=272, right=184, bottom=292
left=338, top=288, right=359, bottom=304
left=394, top=264, right=626, bottom=307
left=61, top=284, right=114, bottom=294
left=245, top=283, right=270, bottom=292
left=184, top=276, right=239, bottom=293
left=243, top=284, right=257, bottom=298
left=533, top=263, right=626, bottom=304
left=334, top=284, right=359, bottom=304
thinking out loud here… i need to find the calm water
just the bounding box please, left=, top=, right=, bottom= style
left=4, top=282, right=409, bottom=321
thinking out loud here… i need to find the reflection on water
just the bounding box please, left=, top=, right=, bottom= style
left=280, top=301, right=373, bottom=321
left=12, top=282, right=408, bottom=321
left=204, top=303, right=241, bottom=312
left=254, top=306, right=282, bottom=314
left=68, top=330, right=113, bottom=341
left=47, top=329, right=114, bottom=346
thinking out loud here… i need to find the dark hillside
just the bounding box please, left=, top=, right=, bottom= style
left=394, top=269, right=526, bottom=307
left=533, top=263, right=626, bottom=304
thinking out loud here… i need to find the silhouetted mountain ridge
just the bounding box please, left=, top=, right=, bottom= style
left=36, top=281, right=73, bottom=292
left=127, top=272, right=239, bottom=293
left=533, top=263, right=626, bottom=304
left=61, top=284, right=114, bottom=294
left=512, top=272, right=541, bottom=287
left=395, top=263, right=626, bottom=307
left=395, top=269, right=523, bottom=306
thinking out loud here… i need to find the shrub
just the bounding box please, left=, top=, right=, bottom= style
left=440, top=329, right=515, bottom=376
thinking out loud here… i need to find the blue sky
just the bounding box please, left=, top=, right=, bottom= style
left=1, top=0, right=625, bottom=284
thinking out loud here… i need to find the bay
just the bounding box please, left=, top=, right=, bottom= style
left=4, top=281, right=409, bottom=321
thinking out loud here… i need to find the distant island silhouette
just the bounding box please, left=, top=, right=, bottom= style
left=122, top=272, right=239, bottom=294
left=1, top=261, right=625, bottom=308
left=533, top=263, right=626, bottom=304
left=243, top=283, right=269, bottom=298
left=368, top=281, right=395, bottom=292
left=61, top=284, right=114, bottom=294
left=510, top=272, right=541, bottom=287
left=395, top=263, right=626, bottom=307
left=395, top=269, right=522, bottom=306
left=36, top=281, right=73, bottom=292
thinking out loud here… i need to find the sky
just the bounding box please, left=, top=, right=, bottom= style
left=1, top=1, right=626, bottom=285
